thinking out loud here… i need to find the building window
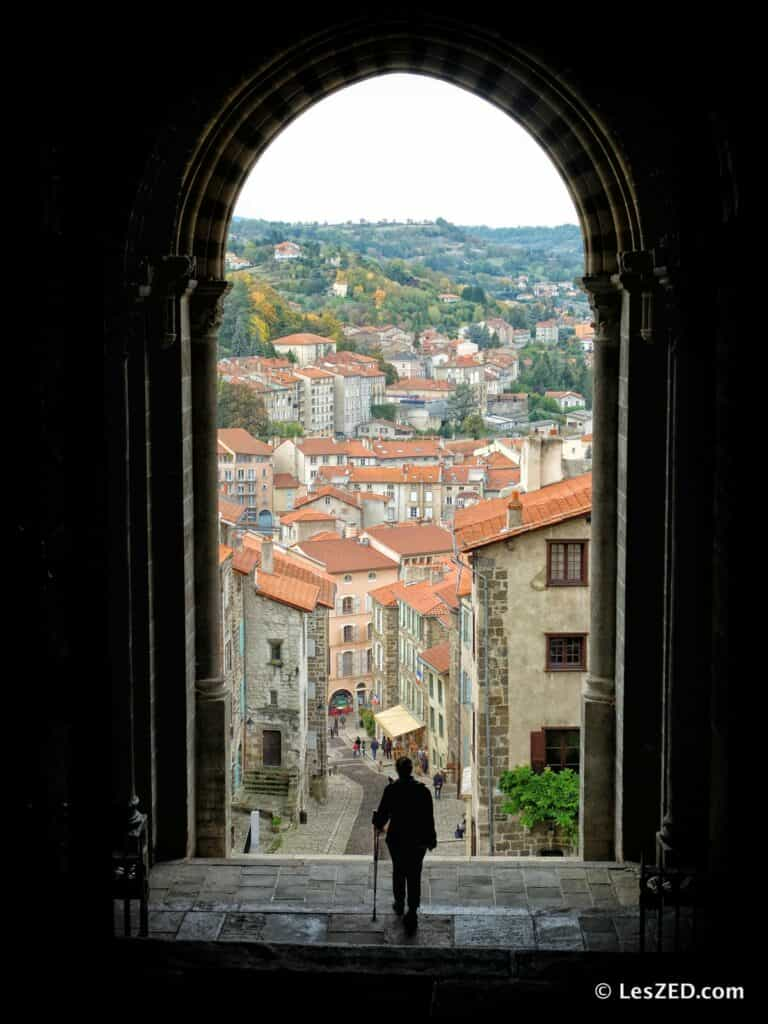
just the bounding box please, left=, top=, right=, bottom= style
left=224, top=640, right=232, bottom=671
left=547, top=541, right=588, bottom=586
left=342, top=596, right=353, bottom=614
left=270, top=690, right=278, bottom=706
left=439, top=713, right=444, bottom=738
left=268, top=640, right=283, bottom=665
left=544, top=728, right=580, bottom=771
left=368, top=571, right=376, bottom=580
left=343, top=574, right=352, bottom=584
left=325, top=496, right=331, bottom=504
left=546, top=634, right=587, bottom=671
left=342, top=651, right=353, bottom=676
left=367, top=621, right=373, bottom=641
left=409, top=507, right=418, bottom=519
left=343, top=624, right=354, bottom=642
left=438, top=678, right=443, bottom=705
left=430, top=706, right=435, bottom=731
left=428, top=673, right=434, bottom=698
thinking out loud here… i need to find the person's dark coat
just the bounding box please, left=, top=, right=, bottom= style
left=372, top=777, right=437, bottom=849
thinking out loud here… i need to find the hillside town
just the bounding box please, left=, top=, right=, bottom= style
left=217, top=286, right=594, bottom=855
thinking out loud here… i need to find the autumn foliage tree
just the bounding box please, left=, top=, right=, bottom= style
left=217, top=379, right=270, bottom=438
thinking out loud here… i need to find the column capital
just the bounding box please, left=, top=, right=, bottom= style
left=190, top=279, right=231, bottom=342
left=581, top=274, right=621, bottom=345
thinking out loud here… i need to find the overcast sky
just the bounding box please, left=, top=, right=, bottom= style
left=234, top=74, right=579, bottom=228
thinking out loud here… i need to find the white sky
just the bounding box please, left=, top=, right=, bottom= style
left=234, top=74, right=578, bottom=228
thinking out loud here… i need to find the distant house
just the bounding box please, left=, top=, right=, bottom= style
left=536, top=320, right=560, bottom=344
left=331, top=281, right=348, bottom=297
left=544, top=390, right=585, bottom=410
left=274, top=241, right=302, bottom=261
left=225, top=252, right=251, bottom=270
left=438, top=293, right=460, bottom=303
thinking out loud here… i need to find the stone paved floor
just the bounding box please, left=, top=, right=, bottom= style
left=120, top=857, right=668, bottom=953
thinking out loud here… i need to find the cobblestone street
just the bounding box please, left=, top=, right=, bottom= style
left=234, top=731, right=467, bottom=859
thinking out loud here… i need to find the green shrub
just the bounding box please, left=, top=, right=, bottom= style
left=359, top=708, right=376, bottom=738
left=498, top=766, right=579, bottom=845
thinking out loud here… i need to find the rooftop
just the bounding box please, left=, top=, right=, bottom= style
left=273, top=333, right=337, bottom=346
left=364, top=523, right=454, bottom=556
left=217, top=428, right=273, bottom=456
left=295, top=537, right=399, bottom=574
left=419, top=641, right=451, bottom=674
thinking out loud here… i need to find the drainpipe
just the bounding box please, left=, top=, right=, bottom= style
left=475, top=555, right=495, bottom=856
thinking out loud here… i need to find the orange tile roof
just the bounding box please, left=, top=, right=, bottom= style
left=484, top=451, right=517, bottom=468
left=420, top=642, right=451, bottom=674
left=219, top=544, right=233, bottom=565
left=295, top=537, right=399, bottom=574
left=460, top=473, right=592, bottom=551
left=372, top=440, right=441, bottom=459
left=359, top=492, right=389, bottom=502
left=217, top=428, right=273, bottom=456
left=388, top=378, right=454, bottom=391
left=297, top=438, right=353, bottom=456
left=296, top=366, right=335, bottom=379
left=364, top=523, right=453, bottom=556
left=390, top=572, right=453, bottom=615
left=454, top=495, right=517, bottom=549
left=237, top=534, right=336, bottom=607
left=432, top=563, right=472, bottom=608
left=254, top=571, right=321, bottom=612
left=305, top=530, right=343, bottom=542
left=344, top=440, right=374, bottom=458
left=279, top=509, right=338, bottom=525
left=218, top=497, right=247, bottom=523
left=369, top=583, right=401, bottom=608
left=273, top=473, right=300, bottom=489
left=443, top=465, right=482, bottom=485
left=273, top=333, right=336, bottom=346
left=445, top=439, right=488, bottom=454
left=296, top=485, right=361, bottom=509
left=485, top=468, right=521, bottom=491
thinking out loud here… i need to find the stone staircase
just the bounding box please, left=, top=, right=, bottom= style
left=242, top=768, right=292, bottom=796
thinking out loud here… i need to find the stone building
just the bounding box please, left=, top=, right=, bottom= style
left=458, top=476, right=592, bottom=855
left=220, top=544, right=245, bottom=797
left=272, top=332, right=336, bottom=366
left=232, top=537, right=336, bottom=816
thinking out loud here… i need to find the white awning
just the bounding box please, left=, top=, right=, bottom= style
left=374, top=704, right=424, bottom=739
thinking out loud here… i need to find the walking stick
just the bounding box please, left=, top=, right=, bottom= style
left=372, top=826, right=379, bottom=922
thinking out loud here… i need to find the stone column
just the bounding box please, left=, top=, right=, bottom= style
left=579, top=274, right=621, bottom=860
left=147, top=256, right=199, bottom=859
left=613, top=253, right=667, bottom=862
left=190, top=280, right=232, bottom=858
left=107, top=303, right=146, bottom=844
left=655, top=263, right=707, bottom=869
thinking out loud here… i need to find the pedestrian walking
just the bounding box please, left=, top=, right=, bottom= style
left=353, top=738, right=360, bottom=757
left=372, top=757, right=437, bottom=935
left=432, top=770, right=444, bottom=800
left=421, top=752, right=429, bottom=776
left=361, top=738, right=366, bottom=757
left=370, top=737, right=380, bottom=761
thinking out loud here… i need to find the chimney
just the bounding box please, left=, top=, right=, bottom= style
left=262, top=540, right=274, bottom=574
left=507, top=491, right=522, bottom=529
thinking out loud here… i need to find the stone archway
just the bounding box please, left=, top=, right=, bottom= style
left=121, top=16, right=677, bottom=862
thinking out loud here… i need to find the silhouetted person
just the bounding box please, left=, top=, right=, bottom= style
left=372, top=757, right=436, bottom=934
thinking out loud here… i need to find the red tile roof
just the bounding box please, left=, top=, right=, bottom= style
left=217, top=428, right=273, bottom=456
left=296, top=366, right=335, bottom=379
left=219, top=544, right=233, bottom=565
left=304, top=530, right=343, bottom=542
left=279, top=509, right=338, bottom=525
left=372, top=440, right=442, bottom=459
left=296, top=485, right=361, bottom=509
left=369, top=583, right=401, bottom=607
left=419, top=642, right=451, bottom=674
left=364, top=523, right=454, bottom=556
left=253, top=571, right=321, bottom=612
left=237, top=534, right=336, bottom=607
left=460, top=474, right=593, bottom=551
left=273, top=474, right=300, bottom=489
left=273, top=333, right=336, bottom=346
left=297, top=438, right=353, bottom=456
left=485, top=468, right=521, bottom=491
left=218, top=497, right=247, bottom=523
left=295, top=537, right=399, bottom=574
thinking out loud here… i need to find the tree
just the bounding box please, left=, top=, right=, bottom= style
left=371, top=403, right=397, bottom=421
left=286, top=350, right=298, bottom=364
left=218, top=380, right=270, bottom=438
left=446, top=383, right=475, bottom=425
left=460, top=413, right=486, bottom=438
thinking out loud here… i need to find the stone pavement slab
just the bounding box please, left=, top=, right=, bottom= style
left=454, top=914, right=535, bottom=947
left=176, top=912, right=225, bottom=941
